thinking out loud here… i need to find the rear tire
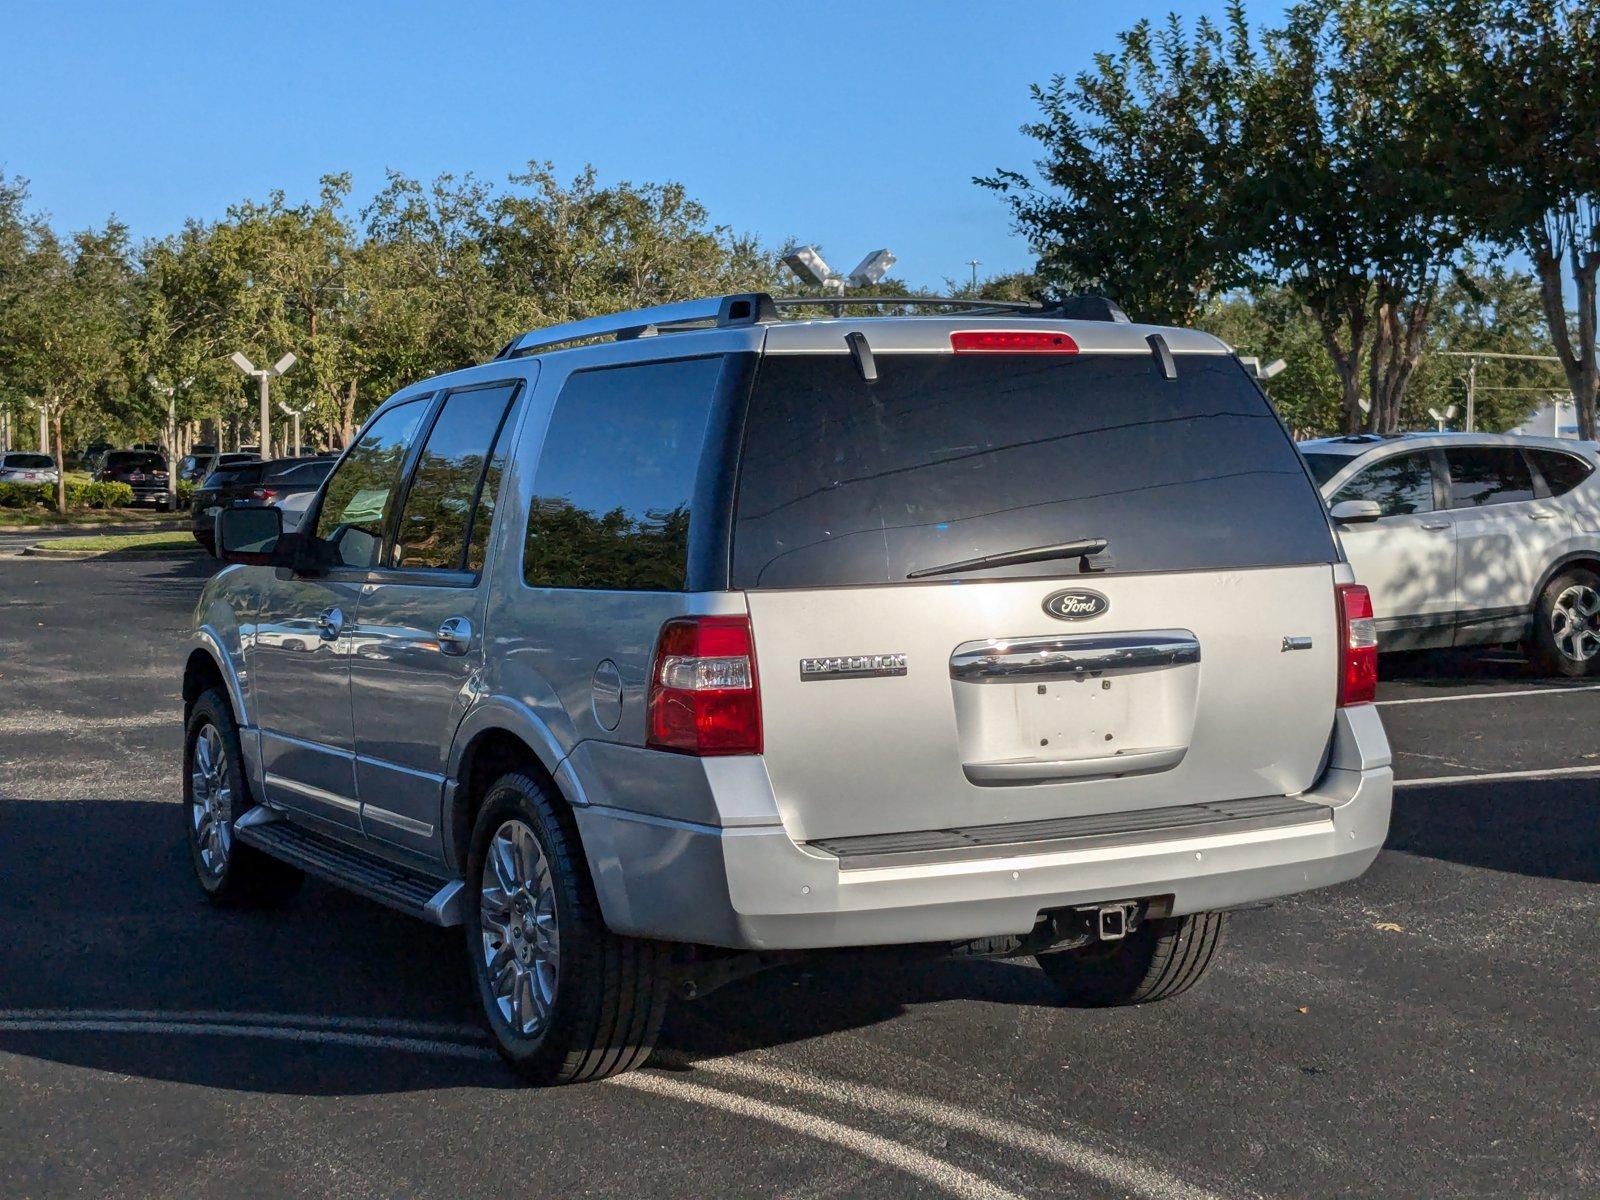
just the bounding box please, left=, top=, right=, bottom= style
left=464, top=771, right=669, bottom=1084
left=1527, top=567, right=1600, bottom=678
left=183, top=688, right=304, bottom=906
left=1036, top=911, right=1227, bottom=1006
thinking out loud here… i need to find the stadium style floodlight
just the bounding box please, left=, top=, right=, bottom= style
left=230, top=351, right=297, bottom=457
left=782, top=244, right=898, bottom=296
left=1239, top=356, right=1288, bottom=381
left=782, top=246, right=833, bottom=288
left=846, top=249, right=897, bottom=288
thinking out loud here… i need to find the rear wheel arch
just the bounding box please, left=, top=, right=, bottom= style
left=1531, top=552, right=1600, bottom=611
left=451, top=726, right=573, bottom=875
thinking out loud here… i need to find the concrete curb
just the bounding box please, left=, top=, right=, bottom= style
left=22, top=544, right=202, bottom=561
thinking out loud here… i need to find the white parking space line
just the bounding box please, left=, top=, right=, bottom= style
left=615, top=1071, right=1025, bottom=1200
left=683, top=1055, right=1228, bottom=1200
left=1395, top=764, right=1600, bottom=789
left=1377, top=683, right=1600, bottom=707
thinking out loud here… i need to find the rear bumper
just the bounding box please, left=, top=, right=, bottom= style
left=574, top=706, right=1394, bottom=951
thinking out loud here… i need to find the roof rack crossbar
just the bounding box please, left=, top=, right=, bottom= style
left=498, top=293, right=776, bottom=359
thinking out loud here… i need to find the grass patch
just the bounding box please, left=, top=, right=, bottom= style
left=32, top=530, right=198, bottom=555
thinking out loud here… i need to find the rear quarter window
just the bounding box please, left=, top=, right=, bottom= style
left=731, top=351, right=1336, bottom=588
left=1529, top=448, right=1594, bottom=497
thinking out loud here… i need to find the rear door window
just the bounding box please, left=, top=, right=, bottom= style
left=732, top=352, right=1336, bottom=588
left=314, top=398, right=428, bottom=568
left=391, top=383, right=518, bottom=572
left=1332, top=451, right=1436, bottom=516
left=1528, top=448, right=1594, bottom=497
left=523, top=356, right=724, bottom=591
left=1445, top=446, right=1536, bottom=508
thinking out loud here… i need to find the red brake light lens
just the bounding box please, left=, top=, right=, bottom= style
left=951, top=330, right=1079, bottom=354
left=1337, top=584, right=1378, bottom=706
left=250, top=487, right=278, bottom=502
left=647, top=615, right=762, bottom=756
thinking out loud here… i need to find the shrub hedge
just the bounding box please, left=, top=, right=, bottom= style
left=0, top=480, right=137, bottom=509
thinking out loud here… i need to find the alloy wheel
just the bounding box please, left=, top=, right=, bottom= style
left=479, top=819, right=561, bottom=1037
left=1551, top=584, right=1600, bottom=663
left=190, top=723, right=233, bottom=879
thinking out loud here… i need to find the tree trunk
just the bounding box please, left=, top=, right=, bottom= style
left=340, top=379, right=357, bottom=448
left=1367, top=288, right=1434, bottom=435
left=51, top=409, right=67, bottom=516
left=1532, top=236, right=1600, bottom=442
left=1315, top=304, right=1368, bottom=433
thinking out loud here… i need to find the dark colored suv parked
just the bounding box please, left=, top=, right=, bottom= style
left=95, top=450, right=170, bottom=506
left=179, top=449, right=258, bottom=484
left=191, top=457, right=335, bottom=553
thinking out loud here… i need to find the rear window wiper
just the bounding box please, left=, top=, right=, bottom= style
left=906, top=537, right=1110, bottom=580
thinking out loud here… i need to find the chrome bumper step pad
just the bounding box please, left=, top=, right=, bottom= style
left=806, top=796, right=1333, bottom=871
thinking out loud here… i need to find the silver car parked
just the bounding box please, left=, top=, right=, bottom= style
left=1302, top=432, right=1600, bottom=675
left=185, top=294, right=1393, bottom=1084
left=0, top=451, right=60, bottom=486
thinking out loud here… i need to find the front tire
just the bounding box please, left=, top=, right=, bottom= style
left=183, top=687, right=304, bottom=906
left=1036, top=911, right=1227, bottom=1006
left=1528, top=567, right=1600, bottom=677
left=464, top=772, right=669, bottom=1084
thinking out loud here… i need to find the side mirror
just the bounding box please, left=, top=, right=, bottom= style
left=215, top=505, right=289, bottom=567
left=1330, top=499, right=1383, bottom=525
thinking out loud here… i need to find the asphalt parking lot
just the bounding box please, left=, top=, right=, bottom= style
left=0, top=553, right=1595, bottom=1199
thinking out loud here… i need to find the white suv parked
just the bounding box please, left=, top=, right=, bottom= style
left=185, top=294, right=1394, bottom=1084
left=1301, top=432, right=1600, bottom=675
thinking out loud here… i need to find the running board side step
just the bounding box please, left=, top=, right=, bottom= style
left=234, top=807, right=466, bottom=926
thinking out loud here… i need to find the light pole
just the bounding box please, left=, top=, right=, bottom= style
left=277, top=400, right=312, bottom=457
left=967, top=259, right=981, bottom=292
left=229, top=351, right=297, bottom=457
left=29, top=399, right=49, bottom=453
left=147, top=374, right=194, bottom=510
left=1437, top=350, right=1563, bottom=432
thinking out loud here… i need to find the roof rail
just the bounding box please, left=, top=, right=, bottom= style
left=492, top=290, right=1136, bottom=361
left=771, top=296, right=1041, bottom=314
left=497, top=293, right=776, bottom=359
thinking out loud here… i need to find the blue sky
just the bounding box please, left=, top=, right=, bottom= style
left=0, top=1, right=1287, bottom=289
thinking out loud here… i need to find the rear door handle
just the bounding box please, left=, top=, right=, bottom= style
left=1419, top=522, right=1450, bottom=531
left=316, top=606, right=344, bottom=640
left=1529, top=510, right=1556, bottom=521
left=437, top=616, right=473, bottom=656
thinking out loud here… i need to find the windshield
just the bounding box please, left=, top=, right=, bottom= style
left=732, top=351, right=1336, bottom=588
left=1301, top=452, right=1351, bottom=488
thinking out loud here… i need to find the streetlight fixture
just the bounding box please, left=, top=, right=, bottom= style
left=230, top=351, right=297, bottom=457
left=277, top=400, right=313, bottom=458
left=147, top=374, right=195, bottom=510
left=1427, top=404, right=1459, bottom=432
left=781, top=245, right=897, bottom=296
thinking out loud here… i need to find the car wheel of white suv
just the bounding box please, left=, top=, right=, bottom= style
left=464, top=771, right=669, bottom=1084
left=183, top=687, right=304, bottom=906
left=1036, top=911, right=1227, bottom=1006
left=1529, top=567, right=1600, bottom=678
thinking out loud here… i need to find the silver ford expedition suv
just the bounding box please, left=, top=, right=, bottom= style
left=184, top=294, right=1393, bottom=1084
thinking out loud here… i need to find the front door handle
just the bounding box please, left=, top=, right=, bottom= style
left=316, top=606, right=344, bottom=640
left=1529, top=510, right=1556, bottom=521
left=1419, top=521, right=1451, bottom=531
left=437, top=616, right=473, bottom=656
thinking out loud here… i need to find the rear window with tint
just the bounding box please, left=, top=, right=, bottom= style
left=1446, top=446, right=1535, bottom=507
left=108, top=452, right=165, bottom=470
left=4, top=453, right=53, bottom=469
left=1529, top=448, right=1594, bottom=497
left=732, top=352, right=1335, bottom=588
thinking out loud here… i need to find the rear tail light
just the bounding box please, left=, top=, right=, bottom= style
left=1336, top=584, right=1378, bottom=706
left=951, top=330, right=1079, bottom=354
left=647, top=615, right=762, bottom=756
left=250, top=487, right=278, bottom=502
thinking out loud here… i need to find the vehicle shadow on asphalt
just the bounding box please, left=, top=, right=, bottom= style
left=1387, top=777, right=1600, bottom=884
left=0, top=797, right=1073, bottom=1093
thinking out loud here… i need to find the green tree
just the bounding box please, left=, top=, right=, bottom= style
left=1430, top=0, right=1600, bottom=438
left=978, top=6, right=1257, bottom=325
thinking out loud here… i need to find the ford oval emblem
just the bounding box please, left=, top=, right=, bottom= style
left=1043, top=589, right=1109, bottom=621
